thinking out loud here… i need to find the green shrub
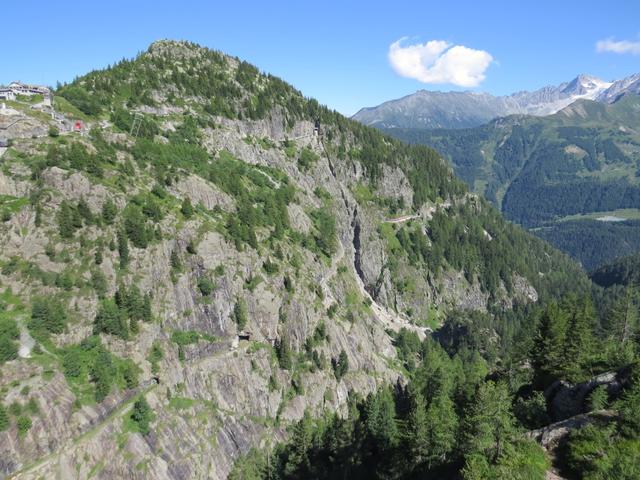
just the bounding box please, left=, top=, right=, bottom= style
left=197, top=277, right=214, bottom=296
left=131, top=395, right=154, bottom=435
left=16, top=416, right=32, bottom=437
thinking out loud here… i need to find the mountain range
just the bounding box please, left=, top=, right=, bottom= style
left=353, top=73, right=640, bottom=129
left=0, top=40, right=592, bottom=479
left=2, top=39, right=640, bottom=480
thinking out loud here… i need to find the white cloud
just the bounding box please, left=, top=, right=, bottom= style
left=388, top=38, right=493, bottom=87
left=596, top=38, right=640, bottom=55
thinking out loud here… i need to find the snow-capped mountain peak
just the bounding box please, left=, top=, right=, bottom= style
left=352, top=72, right=639, bottom=130
left=562, top=74, right=612, bottom=99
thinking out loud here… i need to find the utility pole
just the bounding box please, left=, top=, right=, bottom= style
left=130, top=112, right=143, bottom=137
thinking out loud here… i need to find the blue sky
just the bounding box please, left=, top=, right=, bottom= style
left=2, top=1, right=639, bottom=115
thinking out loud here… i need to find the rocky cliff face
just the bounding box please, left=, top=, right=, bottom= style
left=0, top=40, right=579, bottom=479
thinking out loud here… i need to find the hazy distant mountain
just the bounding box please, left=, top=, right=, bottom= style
left=352, top=74, right=640, bottom=130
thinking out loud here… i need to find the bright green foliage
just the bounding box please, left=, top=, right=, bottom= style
left=58, top=85, right=102, bottom=115
left=210, top=151, right=294, bottom=249
left=111, top=108, right=159, bottom=138
left=392, top=328, right=422, bottom=371
left=228, top=448, right=268, bottom=480
left=618, top=380, right=640, bottom=438
left=587, top=386, right=609, bottom=411
left=562, top=295, right=597, bottom=382
left=115, top=284, right=152, bottom=324
left=462, top=381, right=516, bottom=463
left=131, top=395, right=154, bottom=435
left=462, top=440, right=549, bottom=480
left=61, top=335, right=138, bottom=402
left=297, top=147, right=319, bottom=171
left=566, top=424, right=640, bottom=480
left=94, top=286, right=151, bottom=339
left=405, top=390, right=430, bottom=468
left=16, top=416, right=32, bottom=437
left=91, top=269, right=108, bottom=298
left=424, top=390, right=458, bottom=468
left=531, top=296, right=603, bottom=387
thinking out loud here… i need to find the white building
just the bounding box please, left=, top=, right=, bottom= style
left=0, top=89, right=16, bottom=101
left=7, top=81, right=50, bottom=96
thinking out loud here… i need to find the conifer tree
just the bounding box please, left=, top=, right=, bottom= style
left=462, top=381, right=516, bottom=464
left=131, top=395, right=154, bottom=435
left=425, top=390, right=458, bottom=468
left=181, top=197, right=194, bottom=218
left=117, top=228, right=129, bottom=268
left=405, top=390, right=429, bottom=468
left=531, top=303, right=568, bottom=388
left=0, top=403, right=8, bottom=431
left=563, top=296, right=596, bottom=381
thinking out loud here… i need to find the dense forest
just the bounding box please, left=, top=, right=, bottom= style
left=231, top=284, right=640, bottom=479
left=591, top=253, right=640, bottom=288
left=536, top=220, right=640, bottom=271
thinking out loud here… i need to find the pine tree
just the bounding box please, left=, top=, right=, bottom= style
left=0, top=403, right=8, bottom=431
left=365, top=388, right=399, bottom=451
left=131, top=395, right=154, bottom=435
left=531, top=302, right=568, bottom=388
left=57, top=201, right=78, bottom=238
left=618, top=380, right=640, bottom=438
left=563, top=296, right=596, bottom=381
left=608, top=287, right=639, bottom=346
left=102, top=198, right=118, bottom=224
left=405, top=390, right=429, bottom=468
left=233, top=299, right=248, bottom=330
left=333, top=349, right=349, bottom=381
left=77, top=197, right=93, bottom=225
left=94, top=299, right=128, bottom=339
left=462, top=381, right=516, bottom=464
left=284, top=410, right=313, bottom=476
left=425, top=390, right=458, bottom=468
left=276, top=338, right=292, bottom=370
left=181, top=197, right=194, bottom=218
left=117, top=228, right=129, bottom=268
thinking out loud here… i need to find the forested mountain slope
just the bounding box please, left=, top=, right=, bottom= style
left=0, top=40, right=596, bottom=479
left=384, top=95, right=640, bottom=269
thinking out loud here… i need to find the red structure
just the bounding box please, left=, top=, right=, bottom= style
left=74, top=121, right=83, bottom=132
